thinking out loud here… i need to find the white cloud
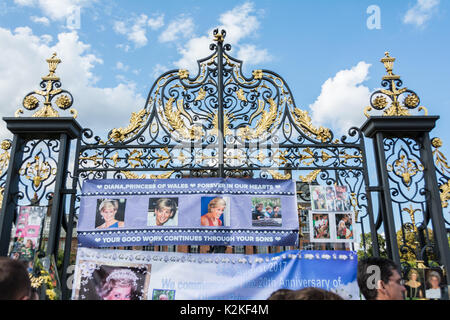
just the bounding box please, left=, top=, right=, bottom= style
left=114, top=13, right=164, bottom=49
left=173, top=35, right=212, bottom=72
left=14, top=0, right=35, bottom=6
left=237, top=44, right=271, bottom=66
left=14, top=0, right=94, bottom=21
left=403, top=0, right=440, bottom=27
left=0, top=26, right=145, bottom=141
left=218, top=2, right=260, bottom=45
left=151, top=63, right=170, bottom=80
left=309, top=62, right=372, bottom=133
left=115, top=61, right=129, bottom=72
left=148, top=14, right=165, bottom=30
left=159, top=16, right=194, bottom=43
left=172, top=1, right=266, bottom=72
left=31, top=16, right=50, bottom=26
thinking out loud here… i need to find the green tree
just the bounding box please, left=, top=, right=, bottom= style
left=357, top=232, right=387, bottom=260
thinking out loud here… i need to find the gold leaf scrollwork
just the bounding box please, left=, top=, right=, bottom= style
left=120, top=170, right=175, bottom=179
left=108, top=108, right=149, bottom=143
left=401, top=205, right=421, bottom=232
left=163, top=98, right=203, bottom=140
left=440, top=180, right=450, bottom=209
left=267, top=170, right=291, bottom=180
left=252, top=70, right=263, bottom=80
left=0, top=140, right=11, bottom=177
left=178, top=69, right=189, bottom=80
left=292, top=108, right=332, bottom=142
left=237, top=98, right=279, bottom=140
left=387, top=154, right=424, bottom=188
left=299, top=169, right=321, bottom=183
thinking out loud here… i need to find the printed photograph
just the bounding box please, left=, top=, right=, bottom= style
left=201, top=196, right=230, bottom=227
left=95, top=198, right=126, bottom=229
left=74, top=261, right=151, bottom=300
left=251, top=197, right=282, bottom=227
left=9, top=206, right=46, bottom=269
left=403, top=268, right=425, bottom=300
left=310, top=186, right=327, bottom=211
left=335, top=185, right=350, bottom=211
left=311, top=213, right=330, bottom=240
left=335, top=213, right=354, bottom=240
left=325, top=186, right=337, bottom=211
left=148, top=197, right=178, bottom=227
left=152, top=289, right=176, bottom=300
left=424, top=268, right=448, bottom=300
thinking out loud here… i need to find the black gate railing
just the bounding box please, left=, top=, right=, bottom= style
left=0, top=30, right=448, bottom=300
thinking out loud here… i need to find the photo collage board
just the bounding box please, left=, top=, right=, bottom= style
left=309, top=185, right=355, bottom=243
left=9, top=206, right=47, bottom=271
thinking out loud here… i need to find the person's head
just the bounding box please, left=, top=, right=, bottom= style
left=98, top=268, right=138, bottom=300
left=266, top=206, right=273, bottom=213
left=289, top=287, right=344, bottom=300
left=25, top=239, right=33, bottom=248
left=267, top=288, right=294, bottom=300
left=154, top=198, right=176, bottom=226
left=99, top=199, right=119, bottom=222
left=407, top=269, right=419, bottom=281
left=0, top=257, right=32, bottom=300
left=427, top=271, right=441, bottom=289
left=357, top=257, right=405, bottom=300
left=255, top=203, right=263, bottom=212
left=273, top=206, right=280, bottom=213
left=208, top=198, right=226, bottom=219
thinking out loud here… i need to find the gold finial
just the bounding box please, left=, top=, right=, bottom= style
left=15, top=53, right=77, bottom=118
left=42, top=52, right=61, bottom=81
left=364, top=51, right=427, bottom=118
left=380, top=51, right=399, bottom=80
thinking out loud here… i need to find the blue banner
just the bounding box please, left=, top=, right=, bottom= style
left=72, top=248, right=359, bottom=300
left=77, top=178, right=299, bottom=247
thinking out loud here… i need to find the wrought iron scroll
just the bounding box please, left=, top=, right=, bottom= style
left=74, top=29, right=373, bottom=251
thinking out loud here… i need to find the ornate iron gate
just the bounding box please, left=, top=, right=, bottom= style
left=0, top=29, right=448, bottom=300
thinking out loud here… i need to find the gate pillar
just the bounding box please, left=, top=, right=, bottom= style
left=361, top=52, right=450, bottom=280
left=0, top=118, right=82, bottom=257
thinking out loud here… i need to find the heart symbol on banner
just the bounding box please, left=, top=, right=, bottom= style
left=96, top=185, right=103, bottom=189
left=94, top=238, right=101, bottom=242
left=275, top=237, right=281, bottom=241
left=190, top=184, right=196, bottom=188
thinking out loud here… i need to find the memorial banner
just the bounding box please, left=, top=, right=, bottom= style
left=77, top=178, right=299, bottom=247
left=72, top=247, right=359, bottom=300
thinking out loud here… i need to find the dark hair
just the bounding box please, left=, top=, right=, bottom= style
left=357, top=256, right=399, bottom=300
left=288, top=287, right=344, bottom=300
left=0, top=257, right=31, bottom=300
left=267, top=288, right=294, bottom=300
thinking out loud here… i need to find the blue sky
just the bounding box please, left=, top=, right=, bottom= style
left=0, top=0, right=449, bottom=156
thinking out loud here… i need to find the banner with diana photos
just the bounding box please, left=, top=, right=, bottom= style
left=309, top=185, right=355, bottom=243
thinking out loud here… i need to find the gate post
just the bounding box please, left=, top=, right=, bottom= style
left=0, top=118, right=82, bottom=257
left=0, top=53, right=82, bottom=300
left=361, top=52, right=450, bottom=280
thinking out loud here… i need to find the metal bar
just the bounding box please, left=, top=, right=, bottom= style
left=360, top=135, right=380, bottom=256
left=0, top=135, right=24, bottom=255
left=216, top=38, right=225, bottom=178
left=45, top=133, right=70, bottom=258
left=61, top=138, right=81, bottom=300
left=420, top=133, right=450, bottom=283
left=374, top=132, right=400, bottom=264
